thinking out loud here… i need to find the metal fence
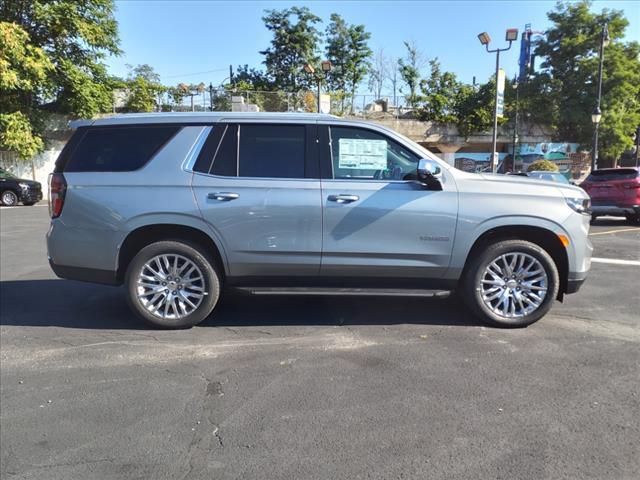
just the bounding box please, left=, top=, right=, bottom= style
left=158, top=87, right=412, bottom=117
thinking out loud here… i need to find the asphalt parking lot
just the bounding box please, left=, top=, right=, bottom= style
left=1, top=205, right=639, bottom=480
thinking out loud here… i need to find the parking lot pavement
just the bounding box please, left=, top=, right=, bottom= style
left=1, top=206, right=639, bottom=480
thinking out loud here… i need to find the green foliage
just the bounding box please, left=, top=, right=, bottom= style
left=527, top=159, right=559, bottom=172
left=0, top=112, right=44, bottom=160
left=260, top=7, right=322, bottom=93
left=398, top=41, right=423, bottom=107
left=0, top=0, right=120, bottom=161
left=0, top=22, right=53, bottom=159
left=325, top=14, right=372, bottom=114
left=454, top=82, right=496, bottom=139
left=530, top=0, right=640, bottom=164
left=418, top=58, right=460, bottom=123
left=122, top=64, right=164, bottom=113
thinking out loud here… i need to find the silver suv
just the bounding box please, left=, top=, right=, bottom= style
left=47, top=113, right=592, bottom=329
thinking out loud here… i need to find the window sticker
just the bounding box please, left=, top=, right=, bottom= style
left=338, top=138, right=387, bottom=170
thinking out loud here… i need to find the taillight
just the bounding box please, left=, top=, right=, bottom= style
left=622, top=182, right=640, bottom=189
left=48, top=173, right=67, bottom=218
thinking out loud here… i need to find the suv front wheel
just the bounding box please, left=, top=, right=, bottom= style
left=125, top=240, right=221, bottom=328
left=462, top=240, right=559, bottom=328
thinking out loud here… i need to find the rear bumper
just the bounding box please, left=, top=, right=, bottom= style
left=49, top=259, right=119, bottom=286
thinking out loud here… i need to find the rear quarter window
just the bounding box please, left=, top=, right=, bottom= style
left=62, top=126, right=180, bottom=172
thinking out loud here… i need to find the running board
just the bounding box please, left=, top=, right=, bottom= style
left=235, top=287, right=451, bottom=298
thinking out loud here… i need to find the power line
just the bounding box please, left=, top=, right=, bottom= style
left=161, top=67, right=230, bottom=80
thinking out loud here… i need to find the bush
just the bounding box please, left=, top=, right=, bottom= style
left=527, top=159, right=559, bottom=172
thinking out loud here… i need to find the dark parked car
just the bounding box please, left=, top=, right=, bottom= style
left=580, top=168, right=640, bottom=224
left=0, top=168, right=43, bottom=206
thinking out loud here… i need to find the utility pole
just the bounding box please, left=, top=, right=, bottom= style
left=591, top=23, right=609, bottom=171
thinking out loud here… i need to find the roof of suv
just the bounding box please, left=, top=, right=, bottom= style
left=70, top=112, right=340, bottom=128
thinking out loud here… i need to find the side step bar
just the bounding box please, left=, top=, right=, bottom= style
left=235, top=287, right=451, bottom=298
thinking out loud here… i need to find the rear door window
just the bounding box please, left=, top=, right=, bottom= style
left=238, top=124, right=305, bottom=179
left=63, top=126, right=180, bottom=172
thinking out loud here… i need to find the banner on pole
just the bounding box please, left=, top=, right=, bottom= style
left=496, top=69, right=506, bottom=118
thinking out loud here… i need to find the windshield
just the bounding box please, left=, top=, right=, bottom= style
left=587, top=169, right=638, bottom=182
left=0, top=169, right=17, bottom=179
left=529, top=172, right=570, bottom=183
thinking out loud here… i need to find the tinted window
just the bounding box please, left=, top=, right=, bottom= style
left=586, top=169, right=638, bottom=182
left=329, top=127, right=419, bottom=180
left=238, top=125, right=305, bottom=178
left=64, top=126, right=180, bottom=172
left=211, top=125, right=238, bottom=176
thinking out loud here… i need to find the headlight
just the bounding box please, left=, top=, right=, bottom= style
left=18, top=182, right=29, bottom=189
left=566, top=197, right=591, bottom=215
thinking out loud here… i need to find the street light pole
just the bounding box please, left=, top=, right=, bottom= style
left=511, top=76, right=519, bottom=172
left=478, top=29, right=518, bottom=174
left=591, top=23, right=609, bottom=171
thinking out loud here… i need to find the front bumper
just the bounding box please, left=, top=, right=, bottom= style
left=591, top=204, right=640, bottom=216
left=19, top=187, right=43, bottom=203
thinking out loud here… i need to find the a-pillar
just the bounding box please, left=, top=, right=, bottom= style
left=435, top=144, right=461, bottom=167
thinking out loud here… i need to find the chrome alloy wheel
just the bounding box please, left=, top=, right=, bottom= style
left=480, top=252, right=548, bottom=319
left=136, top=254, right=207, bottom=319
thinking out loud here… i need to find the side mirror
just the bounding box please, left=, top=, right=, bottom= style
left=417, top=158, right=442, bottom=179
left=416, top=159, right=443, bottom=190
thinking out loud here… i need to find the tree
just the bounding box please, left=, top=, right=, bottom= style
left=0, top=0, right=120, bottom=161
left=398, top=40, right=424, bottom=108
left=418, top=58, right=460, bottom=123
left=531, top=0, right=640, bottom=165
left=344, top=23, right=372, bottom=113
left=324, top=14, right=371, bottom=114
left=123, top=64, right=164, bottom=113
left=453, top=81, right=496, bottom=139
left=1, top=0, right=121, bottom=117
left=0, top=22, right=52, bottom=159
left=325, top=13, right=350, bottom=96
left=368, top=48, right=388, bottom=100
left=260, top=7, right=322, bottom=93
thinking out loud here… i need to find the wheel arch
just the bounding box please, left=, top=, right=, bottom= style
left=462, top=225, right=569, bottom=299
left=116, top=223, right=227, bottom=284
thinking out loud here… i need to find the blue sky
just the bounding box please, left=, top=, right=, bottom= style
left=107, top=0, right=639, bottom=92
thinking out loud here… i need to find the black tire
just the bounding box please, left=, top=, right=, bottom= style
left=461, top=239, right=560, bottom=328
left=1, top=190, right=18, bottom=206
left=590, top=214, right=598, bottom=225
left=125, top=240, right=221, bottom=328
left=625, top=213, right=640, bottom=225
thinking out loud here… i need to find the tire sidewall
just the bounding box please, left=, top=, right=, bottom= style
left=464, top=240, right=559, bottom=328
left=1, top=191, right=18, bottom=206
left=125, top=240, right=220, bottom=328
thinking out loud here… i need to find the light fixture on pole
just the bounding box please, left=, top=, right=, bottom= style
left=303, top=61, right=331, bottom=113
left=478, top=28, right=518, bottom=173
left=591, top=23, right=609, bottom=171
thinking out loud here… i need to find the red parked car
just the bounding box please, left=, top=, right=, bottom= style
left=580, top=167, right=640, bottom=224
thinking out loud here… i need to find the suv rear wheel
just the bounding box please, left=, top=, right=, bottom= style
left=462, top=240, right=559, bottom=328
left=125, top=240, right=221, bottom=328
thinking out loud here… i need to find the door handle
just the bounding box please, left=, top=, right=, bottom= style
left=328, top=194, right=359, bottom=204
left=208, top=192, right=240, bottom=201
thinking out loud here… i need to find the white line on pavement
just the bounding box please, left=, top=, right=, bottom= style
left=591, top=257, right=640, bottom=266
left=590, top=227, right=640, bottom=236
